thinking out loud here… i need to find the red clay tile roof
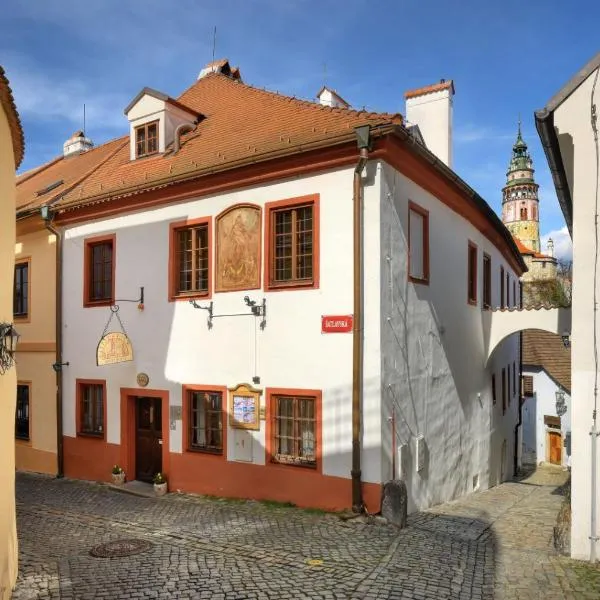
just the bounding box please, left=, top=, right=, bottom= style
left=522, top=329, right=571, bottom=392
left=52, top=73, right=402, bottom=210
left=404, top=80, right=455, bottom=100
left=16, top=136, right=127, bottom=215
left=513, top=237, right=555, bottom=260
left=0, top=65, right=24, bottom=168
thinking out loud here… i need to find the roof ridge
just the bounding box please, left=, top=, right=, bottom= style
left=178, top=71, right=403, bottom=123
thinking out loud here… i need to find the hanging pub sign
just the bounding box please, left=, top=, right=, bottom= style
left=228, top=383, right=262, bottom=430
left=96, top=306, right=134, bottom=366
left=97, top=332, right=133, bottom=366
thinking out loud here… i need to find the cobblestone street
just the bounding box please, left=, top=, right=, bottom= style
left=12, top=467, right=600, bottom=599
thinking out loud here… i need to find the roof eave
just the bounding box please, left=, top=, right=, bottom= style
left=535, top=108, right=573, bottom=237
left=391, top=125, right=528, bottom=274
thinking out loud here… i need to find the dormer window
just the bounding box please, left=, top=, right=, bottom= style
left=135, top=121, right=158, bottom=158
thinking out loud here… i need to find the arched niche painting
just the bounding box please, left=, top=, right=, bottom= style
left=216, top=204, right=261, bottom=292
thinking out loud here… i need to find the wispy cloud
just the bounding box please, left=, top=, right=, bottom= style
left=454, top=124, right=517, bottom=144
left=541, top=227, right=572, bottom=261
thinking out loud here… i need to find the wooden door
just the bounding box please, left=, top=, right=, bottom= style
left=135, top=397, right=162, bottom=482
left=548, top=431, right=562, bottom=465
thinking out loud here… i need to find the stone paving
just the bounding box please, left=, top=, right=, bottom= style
left=11, top=466, right=600, bottom=599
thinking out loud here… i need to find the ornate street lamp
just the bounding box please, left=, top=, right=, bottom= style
left=556, top=389, right=567, bottom=417
left=0, top=323, right=20, bottom=374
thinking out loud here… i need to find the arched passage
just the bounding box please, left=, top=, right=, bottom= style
left=485, top=307, right=571, bottom=365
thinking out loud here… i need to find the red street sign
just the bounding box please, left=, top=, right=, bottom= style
left=321, top=315, right=353, bottom=333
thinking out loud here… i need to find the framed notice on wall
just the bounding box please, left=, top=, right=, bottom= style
left=228, top=383, right=262, bottom=430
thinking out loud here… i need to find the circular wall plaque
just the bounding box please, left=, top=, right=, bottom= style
left=136, top=372, right=149, bottom=387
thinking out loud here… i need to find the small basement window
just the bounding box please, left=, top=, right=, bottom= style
left=135, top=121, right=158, bottom=158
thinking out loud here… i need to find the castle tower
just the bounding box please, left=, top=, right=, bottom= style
left=502, top=121, right=540, bottom=252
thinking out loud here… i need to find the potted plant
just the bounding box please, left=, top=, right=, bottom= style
left=153, top=472, right=168, bottom=496
left=111, top=465, right=126, bottom=485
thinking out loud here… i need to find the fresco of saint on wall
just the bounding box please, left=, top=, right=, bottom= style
left=216, top=205, right=261, bottom=292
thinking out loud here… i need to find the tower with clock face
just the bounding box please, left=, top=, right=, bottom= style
left=501, top=122, right=541, bottom=252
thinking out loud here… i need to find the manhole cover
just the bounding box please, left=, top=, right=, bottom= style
left=90, top=538, right=154, bottom=558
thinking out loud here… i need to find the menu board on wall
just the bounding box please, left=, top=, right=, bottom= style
left=228, top=383, right=262, bottom=430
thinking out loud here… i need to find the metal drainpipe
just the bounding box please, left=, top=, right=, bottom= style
left=351, top=133, right=369, bottom=513
left=43, top=218, right=64, bottom=478
left=514, top=281, right=524, bottom=476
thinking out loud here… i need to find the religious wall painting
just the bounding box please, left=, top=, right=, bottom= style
left=216, top=204, right=261, bottom=292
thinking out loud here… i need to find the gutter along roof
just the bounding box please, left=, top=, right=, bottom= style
left=535, top=51, right=600, bottom=237
left=19, top=67, right=526, bottom=274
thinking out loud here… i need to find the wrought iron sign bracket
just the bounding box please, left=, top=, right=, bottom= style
left=112, top=287, right=145, bottom=310
left=189, top=297, right=267, bottom=329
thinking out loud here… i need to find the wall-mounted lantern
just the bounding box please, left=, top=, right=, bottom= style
left=556, top=389, right=567, bottom=417
left=0, top=323, right=20, bottom=375
left=561, top=331, right=571, bottom=348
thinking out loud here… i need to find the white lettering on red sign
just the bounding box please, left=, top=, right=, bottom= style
left=321, top=315, right=353, bottom=333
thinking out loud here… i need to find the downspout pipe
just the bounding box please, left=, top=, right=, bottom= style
left=42, top=213, right=64, bottom=478
left=514, top=282, right=524, bottom=476
left=352, top=125, right=370, bottom=513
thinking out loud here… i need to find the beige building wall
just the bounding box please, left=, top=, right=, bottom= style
left=15, top=228, right=57, bottom=475
left=0, top=90, right=18, bottom=600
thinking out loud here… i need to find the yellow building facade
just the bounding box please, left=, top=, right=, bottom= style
left=0, top=65, right=24, bottom=600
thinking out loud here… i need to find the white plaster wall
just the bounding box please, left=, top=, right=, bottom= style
left=405, top=89, right=453, bottom=168
left=553, top=68, right=600, bottom=559
left=61, top=165, right=383, bottom=484
left=379, top=162, right=520, bottom=514
left=521, top=367, right=571, bottom=466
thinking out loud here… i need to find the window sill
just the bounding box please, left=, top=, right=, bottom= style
left=408, top=275, right=429, bottom=286
left=170, top=291, right=211, bottom=302
left=270, top=457, right=317, bottom=470
left=84, top=299, right=114, bottom=308
left=15, top=437, right=31, bottom=444
left=186, top=447, right=224, bottom=456
left=266, top=280, right=317, bottom=292
left=77, top=432, right=105, bottom=440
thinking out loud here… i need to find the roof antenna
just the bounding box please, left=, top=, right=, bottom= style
left=212, top=26, right=217, bottom=65
left=323, top=62, right=327, bottom=87
left=83, top=103, right=86, bottom=137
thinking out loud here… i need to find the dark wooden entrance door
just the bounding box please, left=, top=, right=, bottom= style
left=135, top=397, right=162, bottom=482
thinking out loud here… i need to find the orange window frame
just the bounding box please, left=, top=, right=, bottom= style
left=408, top=200, right=430, bottom=285
left=168, top=216, right=212, bottom=301
left=266, top=387, right=322, bottom=473
left=264, top=194, right=320, bottom=291
left=135, top=120, right=159, bottom=158
left=467, top=241, right=478, bottom=305
left=83, top=234, right=115, bottom=307
left=182, top=384, right=227, bottom=456
left=76, top=378, right=107, bottom=439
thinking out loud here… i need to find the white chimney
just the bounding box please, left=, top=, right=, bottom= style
left=316, top=86, right=349, bottom=109
left=404, top=79, right=454, bottom=168
left=547, top=237, right=554, bottom=257
left=63, top=130, right=93, bottom=157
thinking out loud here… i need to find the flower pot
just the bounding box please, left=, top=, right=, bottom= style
left=111, top=472, right=126, bottom=485
left=154, top=482, right=168, bottom=496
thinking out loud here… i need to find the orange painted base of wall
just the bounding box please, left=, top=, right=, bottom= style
left=15, top=444, right=57, bottom=475
left=170, top=453, right=381, bottom=513
left=63, top=435, right=120, bottom=483
left=63, top=435, right=382, bottom=512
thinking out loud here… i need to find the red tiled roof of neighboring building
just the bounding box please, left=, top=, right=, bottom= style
left=522, top=329, right=571, bottom=392
left=513, top=237, right=555, bottom=260
left=16, top=136, right=127, bottom=215
left=0, top=65, right=24, bottom=168
left=404, top=80, right=455, bottom=99
left=52, top=72, right=402, bottom=210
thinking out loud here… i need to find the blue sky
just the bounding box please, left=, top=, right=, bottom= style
left=2, top=0, right=597, bottom=259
